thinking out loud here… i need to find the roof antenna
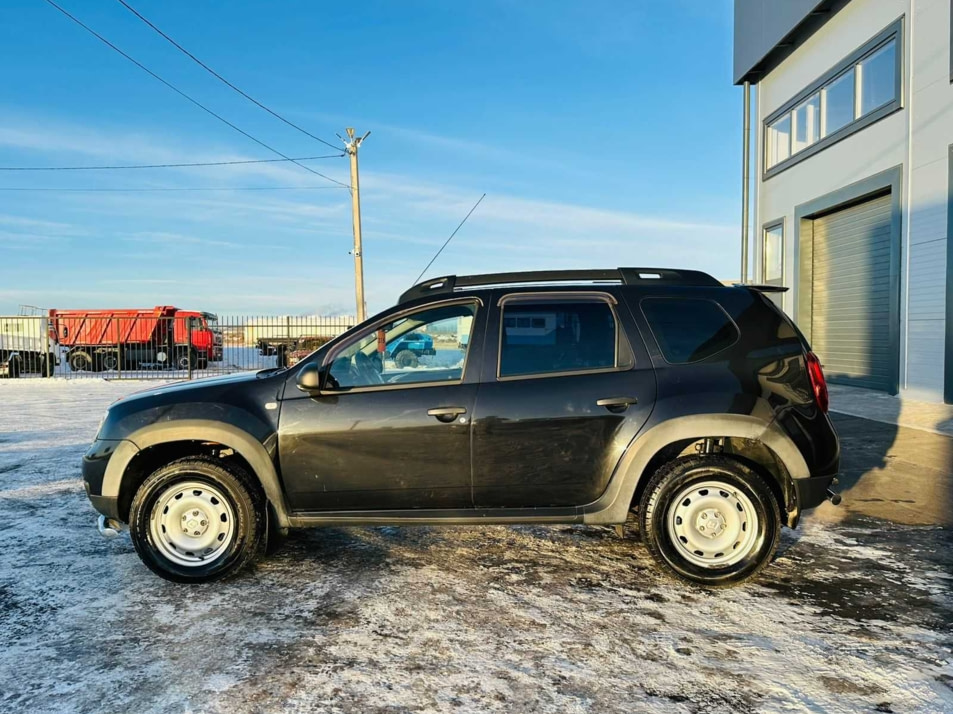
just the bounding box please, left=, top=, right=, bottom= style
left=411, top=193, right=486, bottom=286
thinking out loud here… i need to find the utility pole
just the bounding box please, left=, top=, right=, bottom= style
left=344, top=128, right=370, bottom=322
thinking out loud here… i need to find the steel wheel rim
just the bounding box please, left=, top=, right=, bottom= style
left=667, top=479, right=759, bottom=568
left=149, top=480, right=236, bottom=567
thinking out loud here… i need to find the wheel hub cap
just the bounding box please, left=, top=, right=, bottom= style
left=695, top=508, right=727, bottom=538
left=181, top=509, right=209, bottom=537
left=149, top=481, right=235, bottom=567
left=666, top=479, right=760, bottom=568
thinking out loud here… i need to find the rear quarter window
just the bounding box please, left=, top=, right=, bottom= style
left=641, top=297, right=739, bottom=364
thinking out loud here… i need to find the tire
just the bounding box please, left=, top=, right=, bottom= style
left=100, top=353, right=119, bottom=371
left=394, top=349, right=419, bottom=369
left=639, top=455, right=780, bottom=587
left=129, top=457, right=265, bottom=583
left=197, top=357, right=209, bottom=371
left=69, top=350, right=93, bottom=373
left=4, top=357, right=21, bottom=379
left=175, top=348, right=196, bottom=371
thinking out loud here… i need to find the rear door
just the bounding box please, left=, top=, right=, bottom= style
left=470, top=290, right=656, bottom=508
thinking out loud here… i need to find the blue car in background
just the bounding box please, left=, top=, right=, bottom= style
left=387, top=331, right=435, bottom=368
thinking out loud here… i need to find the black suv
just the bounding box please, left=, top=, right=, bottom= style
left=83, top=268, right=839, bottom=586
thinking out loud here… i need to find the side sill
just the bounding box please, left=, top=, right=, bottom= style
left=286, top=506, right=586, bottom=527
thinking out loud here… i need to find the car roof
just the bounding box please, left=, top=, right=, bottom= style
left=398, top=267, right=723, bottom=305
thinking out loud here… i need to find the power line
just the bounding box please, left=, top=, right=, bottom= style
left=116, top=0, right=342, bottom=152
left=42, top=0, right=349, bottom=188
left=0, top=154, right=344, bottom=171
left=412, top=193, right=486, bottom=285
left=0, top=186, right=347, bottom=192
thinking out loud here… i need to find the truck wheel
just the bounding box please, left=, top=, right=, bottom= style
left=175, top=348, right=196, bottom=371
left=4, top=357, right=21, bottom=379
left=395, top=349, right=419, bottom=368
left=128, top=457, right=265, bottom=583
left=101, top=353, right=119, bottom=371
left=639, top=455, right=780, bottom=588
left=197, top=357, right=209, bottom=370
left=69, top=351, right=93, bottom=372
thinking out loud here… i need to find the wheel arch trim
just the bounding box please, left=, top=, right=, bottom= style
left=102, top=420, right=290, bottom=527
left=581, top=413, right=809, bottom=525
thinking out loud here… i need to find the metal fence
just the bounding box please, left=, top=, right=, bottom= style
left=0, top=313, right=355, bottom=380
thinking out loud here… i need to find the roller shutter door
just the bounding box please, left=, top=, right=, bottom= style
left=810, top=194, right=895, bottom=392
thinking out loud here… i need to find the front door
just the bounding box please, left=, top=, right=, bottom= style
left=471, top=292, right=656, bottom=508
left=279, top=300, right=483, bottom=511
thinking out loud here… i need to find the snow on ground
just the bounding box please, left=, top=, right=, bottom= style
left=0, top=379, right=951, bottom=713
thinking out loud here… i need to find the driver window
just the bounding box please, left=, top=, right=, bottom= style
left=326, top=302, right=478, bottom=390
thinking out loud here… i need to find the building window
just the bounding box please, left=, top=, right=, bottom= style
left=763, top=222, right=784, bottom=284
left=764, top=19, right=903, bottom=176
left=793, top=93, right=820, bottom=152
left=823, top=69, right=855, bottom=135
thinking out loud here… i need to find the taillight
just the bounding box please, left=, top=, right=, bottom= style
left=805, top=351, right=829, bottom=413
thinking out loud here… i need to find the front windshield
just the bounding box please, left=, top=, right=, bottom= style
left=327, top=303, right=476, bottom=390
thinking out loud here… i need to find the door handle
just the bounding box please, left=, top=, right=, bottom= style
left=596, top=397, right=638, bottom=413
left=427, top=406, right=467, bottom=423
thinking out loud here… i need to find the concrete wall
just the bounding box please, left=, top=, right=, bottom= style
left=753, top=0, right=953, bottom=402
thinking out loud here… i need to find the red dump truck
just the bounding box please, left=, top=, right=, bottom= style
left=50, top=306, right=222, bottom=372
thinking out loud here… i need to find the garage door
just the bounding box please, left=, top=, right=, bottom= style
left=810, top=193, right=896, bottom=392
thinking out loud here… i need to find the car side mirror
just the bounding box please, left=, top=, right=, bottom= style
left=296, top=362, right=323, bottom=393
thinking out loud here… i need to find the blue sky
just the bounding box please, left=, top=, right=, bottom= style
left=0, top=0, right=739, bottom=316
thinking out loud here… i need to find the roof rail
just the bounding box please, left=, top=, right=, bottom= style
left=398, top=267, right=721, bottom=304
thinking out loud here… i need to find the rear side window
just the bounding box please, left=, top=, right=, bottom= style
left=499, top=299, right=626, bottom=378
left=641, top=298, right=739, bottom=364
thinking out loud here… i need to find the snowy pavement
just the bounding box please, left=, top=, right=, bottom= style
left=0, top=380, right=951, bottom=713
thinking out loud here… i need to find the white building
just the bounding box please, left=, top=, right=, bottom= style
left=735, top=0, right=953, bottom=402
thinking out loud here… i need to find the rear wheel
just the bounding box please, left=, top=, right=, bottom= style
left=640, top=455, right=780, bottom=587
left=395, top=349, right=419, bottom=368
left=129, top=458, right=265, bottom=583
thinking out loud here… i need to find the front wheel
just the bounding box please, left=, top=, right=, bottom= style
left=129, top=458, right=264, bottom=583
left=69, top=350, right=93, bottom=372
left=640, top=455, right=780, bottom=587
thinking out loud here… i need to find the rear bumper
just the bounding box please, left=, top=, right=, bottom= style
left=794, top=474, right=838, bottom=511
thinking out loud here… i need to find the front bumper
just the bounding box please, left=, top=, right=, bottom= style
left=82, top=438, right=132, bottom=520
